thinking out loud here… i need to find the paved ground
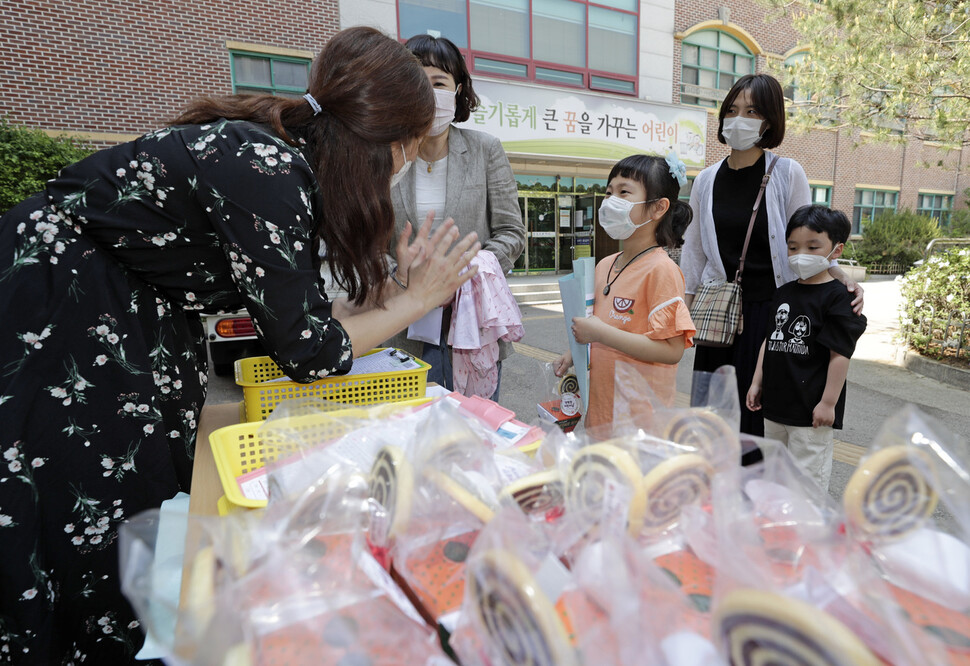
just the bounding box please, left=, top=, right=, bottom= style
left=204, top=274, right=970, bottom=524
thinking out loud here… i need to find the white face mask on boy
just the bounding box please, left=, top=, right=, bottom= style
left=721, top=116, right=764, bottom=151
left=788, top=246, right=838, bottom=280
left=390, top=142, right=412, bottom=189
left=598, top=196, right=656, bottom=240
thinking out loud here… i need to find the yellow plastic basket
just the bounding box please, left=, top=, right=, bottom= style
left=234, top=348, right=431, bottom=421
left=210, top=400, right=431, bottom=510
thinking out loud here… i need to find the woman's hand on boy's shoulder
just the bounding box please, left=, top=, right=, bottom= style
left=845, top=280, right=864, bottom=315
left=571, top=315, right=610, bottom=345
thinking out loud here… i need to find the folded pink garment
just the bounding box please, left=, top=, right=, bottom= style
left=449, top=250, right=524, bottom=398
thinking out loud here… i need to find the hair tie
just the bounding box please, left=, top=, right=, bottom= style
left=303, top=93, right=323, bottom=116
left=665, top=149, right=688, bottom=187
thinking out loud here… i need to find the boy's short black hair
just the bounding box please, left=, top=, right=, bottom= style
left=786, top=204, right=851, bottom=245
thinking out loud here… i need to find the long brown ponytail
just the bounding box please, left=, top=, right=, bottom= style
left=174, top=27, right=434, bottom=305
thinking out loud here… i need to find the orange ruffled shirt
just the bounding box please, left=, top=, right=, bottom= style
left=585, top=249, right=695, bottom=432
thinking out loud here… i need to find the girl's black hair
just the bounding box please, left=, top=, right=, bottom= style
left=607, top=154, right=693, bottom=248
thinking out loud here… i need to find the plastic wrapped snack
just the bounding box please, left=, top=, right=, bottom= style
left=841, top=406, right=970, bottom=661
left=373, top=402, right=505, bottom=627
left=708, top=441, right=950, bottom=666
left=123, top=467, right=449, bottom=665
left=452, top=507, right=582, bottom=666
left=558, top=429, right=717, bottom=546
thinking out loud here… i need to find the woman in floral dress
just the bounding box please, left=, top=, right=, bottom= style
left=0, top=27, right=479, bottom=663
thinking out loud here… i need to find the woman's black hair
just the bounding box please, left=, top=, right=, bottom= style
left=404, top=34, right=480, bottom=123
left=717, top=73, right=787, bottom=149
left=607, top=154, right=693, bottom=248
left=174, top=27, right=434, bottom=307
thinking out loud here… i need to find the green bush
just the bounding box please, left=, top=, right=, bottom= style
left=945, top=208, right=970, bottom=238
left=851, top=209, right=941, bottom=268
left=899, top=247, right=970, bottom=362
left=0, top=117, right=92, bottom=214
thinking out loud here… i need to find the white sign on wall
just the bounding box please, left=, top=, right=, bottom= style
left=457, top=79, right=708, bottom=168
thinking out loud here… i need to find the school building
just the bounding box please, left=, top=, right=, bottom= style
left=3, top=0, right=967, bottom=274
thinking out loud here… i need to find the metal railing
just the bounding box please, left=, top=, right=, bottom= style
left=902, top=305, right=970, bottom=362
left=924, top=237, right=970, bottom=260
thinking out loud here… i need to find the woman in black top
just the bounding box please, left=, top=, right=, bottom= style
left=681, top=74, right=862, bottom=439
left=0, top=27, right=478, bottom=663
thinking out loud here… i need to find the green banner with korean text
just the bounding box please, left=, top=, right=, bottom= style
left=457, top=79, right=708, bottom=168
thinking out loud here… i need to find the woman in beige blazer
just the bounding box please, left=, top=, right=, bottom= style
left=387, top=34, right=526, bottom=398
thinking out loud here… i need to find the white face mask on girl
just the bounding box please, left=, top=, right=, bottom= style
left=598, top=196, right=655, bottom=240
left=429, top=88, right=457, bottom=137
left=722, top=116, right=765, bottom=151
left=788, top=246, right=837, bottom=280
left=390, top=142, right=412, bottom=189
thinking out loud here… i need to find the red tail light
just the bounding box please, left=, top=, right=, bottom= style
left=215, top=317, right=256, bottom=338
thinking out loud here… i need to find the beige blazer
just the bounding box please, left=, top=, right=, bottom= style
left=386, top=126, right=525, bottom=360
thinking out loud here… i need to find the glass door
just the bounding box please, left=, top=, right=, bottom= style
left=515, top=194, right=557, bottom=272
left=557, top=195, right=575, bottom=271
left=574, top=194, right=598, bottom=262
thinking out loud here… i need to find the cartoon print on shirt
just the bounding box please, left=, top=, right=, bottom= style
left=789, top=315, right=811, bottom=343
left=612, top=297, right=634, bottom=313
left=771, top=303, right=790, bottom=341
left=767, top=311, right=810, bottom=355
left=609, top=296, right=634, bottom=324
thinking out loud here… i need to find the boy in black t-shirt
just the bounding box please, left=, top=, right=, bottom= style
left=746, top=205, right=867, bottom=490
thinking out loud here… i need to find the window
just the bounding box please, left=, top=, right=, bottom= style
left=917, top=193, right=953, bottom=226
left=810, top=184, right=832, bottom=207
left=400, top=0, right=468, bottom=48
left=681, top=31, right=754, bottom=108
left=853, top=188, right=898, bottom=234
left=472, top=0, right=529, bottom=62
left=230, top=52, right=309, bottom=98
left=398, top=0, right=638, bottom=94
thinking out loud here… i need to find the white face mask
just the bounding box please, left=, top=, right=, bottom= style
left=722, top=116, right=765, bottom=151
left=390, top=142, right=412, bottom=189
left=788, top=246, right=837, bottom=280
left=429, top=88, right=457, bottom=137
left=598, top=196, right=655, bottom=240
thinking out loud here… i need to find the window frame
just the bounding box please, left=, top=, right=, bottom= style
left=852, top=187, right=899, bottom=235
left=680, top=30, right=755, bottom=108
left=916, top=192, right=954, bottom=226
left=397, top=0, right=639, bottom=96
left=810, top=183, right=832, bottom=208
left=229, top=50, right=311, bottom=97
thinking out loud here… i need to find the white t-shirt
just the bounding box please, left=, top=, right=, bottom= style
left=415, top=156, right=448, bottom=229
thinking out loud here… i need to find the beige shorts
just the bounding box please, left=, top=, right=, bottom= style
left=764, top=419, right=835, bottom=492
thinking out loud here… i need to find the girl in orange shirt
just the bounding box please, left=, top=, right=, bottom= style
left=555, top=153, right=696, bottom=433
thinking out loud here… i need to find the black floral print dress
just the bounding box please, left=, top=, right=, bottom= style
left=0, top=120, right=353, bottom=663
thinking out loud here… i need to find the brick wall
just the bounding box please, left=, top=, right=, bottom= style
left=674, top=0, right=967, bottom=218
left=0, top=0, right=339, bottom=137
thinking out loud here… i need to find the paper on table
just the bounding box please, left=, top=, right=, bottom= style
left=347, top=347, right=423, bottom=374
left=263, top=348, right=422, bottom=383
left=559, top=259, right=595, bottom=412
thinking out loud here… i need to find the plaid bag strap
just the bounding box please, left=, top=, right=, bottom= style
left=735, top=154, right=779, bottom=284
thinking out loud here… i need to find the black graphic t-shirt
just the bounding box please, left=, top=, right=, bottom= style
left=761, top=280, right=867, bottom=428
